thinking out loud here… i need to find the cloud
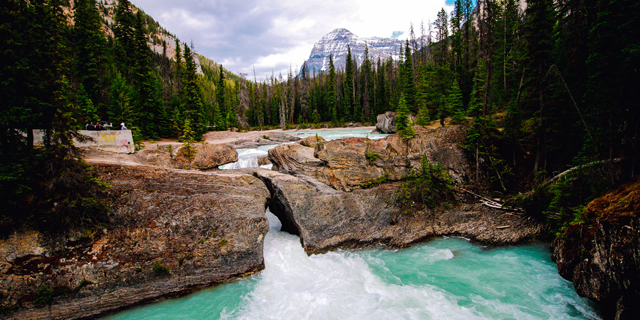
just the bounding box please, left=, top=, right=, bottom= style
left=130, top=0, right=452, bottom=80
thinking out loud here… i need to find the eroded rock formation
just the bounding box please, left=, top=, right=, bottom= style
left=134, top=143, right=238, bottom=170
left=0, top=165, right=270, bottom=319
left=251, top=168, right=545, bottom=255
left=553, top=177, right=640, bottom=320
left=268, top=125, right=470, bottom=191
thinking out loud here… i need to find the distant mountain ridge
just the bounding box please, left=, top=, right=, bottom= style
left=97, top=0, right=208, bottom=74
left=303, top=28, right=403, bottom=74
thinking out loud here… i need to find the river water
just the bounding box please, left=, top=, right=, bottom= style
left=105, top=129, right=600, bottom=320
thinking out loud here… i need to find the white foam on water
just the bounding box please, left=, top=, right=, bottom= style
left=224, top=211, right=488, bottom=320
left=293, top=129, right=388, bottom=141
left=106, top=210, right=600, bottom=320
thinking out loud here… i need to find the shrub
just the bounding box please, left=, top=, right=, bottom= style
left=396, top=156, right=456, bottom=209
left=361, top=173, right=389, bottom=189
left=365, top=151, right=382, bottom=164
left=152, top=260, right=171, bottom=275
left=34, top=285, right=54, bottom=306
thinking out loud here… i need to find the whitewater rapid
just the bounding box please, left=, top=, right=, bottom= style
left=106, top=129, right=599, bottom=319
left=107, top=209, right=599, bottom=320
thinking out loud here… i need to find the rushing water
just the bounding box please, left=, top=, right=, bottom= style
left=106, top=129, right=600, bottom=319
left=106, top=210, right=599, bottom=320
left=220, top=129, right=387, bottom=170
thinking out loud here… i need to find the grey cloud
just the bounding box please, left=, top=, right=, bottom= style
left=131, top=0, right=357, bottom=79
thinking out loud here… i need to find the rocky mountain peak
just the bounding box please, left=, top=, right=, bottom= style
left=303, top=28, right=403, bottom=75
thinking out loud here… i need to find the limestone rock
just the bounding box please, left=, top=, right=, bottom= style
left=134, top=148, right=174, bottom=167
left=268, top=144, right=324, bottom=173
left=299, top=135, right=326, bottom=148
left=1, top=164, right=270, bottom=319
left=250, top=168, right=545, bottom=255
left=230, top=132, right=300, bottom=149
left=375, top=111, right=398, bottom=133
left=190, top=143, right=238, bottom=170
left=268, top=125, right=471, bottom=191
left=135, top=144, right=238, bottom=170
left=374, top=111, right=416, bottom=134
left=552, top=177, right=640, bottom=320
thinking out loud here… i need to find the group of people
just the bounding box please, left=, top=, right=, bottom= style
left=85, top=121, right=127, bottom=131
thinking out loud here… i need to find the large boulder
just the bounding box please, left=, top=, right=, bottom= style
left=374, top=111, right=415, bottom=133
left=1, top=164, right=270, bottom=319
left=250, top=168, right=545, bottom=255
left=134, top=143, right=238, bottom=170
left=268, top=125, right=471, bottom=191
left=230, top=132, right=301, bottom=149
left=268, top=143, right=324, bottom=173
left=375, top=111, right=398, bottom=133
left=190, top=143, right=238, bottom=170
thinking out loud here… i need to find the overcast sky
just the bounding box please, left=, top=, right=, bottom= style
left=130, top=0, right=454, bottom=80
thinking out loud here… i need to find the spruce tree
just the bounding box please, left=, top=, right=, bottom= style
left=73, top=0, right=107, bottom=112
left=113, top=0, right=135, bottom=78
left=344, top=46, right=355, bottom=121
left=215, top=65, right=226, bottom=128
left=402, top=40, right=416, bottom=113
left=396, top=94, right=415, bottom=140
left=182, top=44, right=206, bottom=137
left=447, top=80, right=465, bottom=124
left=328, top=55, right=338, bottom=123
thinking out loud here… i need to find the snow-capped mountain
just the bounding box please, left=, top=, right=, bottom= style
left=303, top=28, right=403, bottom=74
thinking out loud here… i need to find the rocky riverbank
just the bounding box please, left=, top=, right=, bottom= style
left=250, top=168, right=545, bottom=255
left=552, top=177, right=640, bottom=320
left=0, top=165, right=270, bottom=319
left=1, top=126, right=549, bottom=319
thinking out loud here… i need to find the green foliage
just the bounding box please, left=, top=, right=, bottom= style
left=516, top=163, right=617, bottom=236
left=365, top=151, right=382, bottom=164
left=396, top=156, right=456, bottom=210
left=178, top=118, right=198, bottom=162
left=34, top=285, right=54, bottom=306
left=360, top=173, right=389, bottom=189
left=396, top=94, right=415, bottom=141
left=464, top=116, right=512, bottom=191
left=152, top=260, right=171, bottom=275
left=447, top=80, right=465, bottom=124
left=416, top=102, right=430, bottom=126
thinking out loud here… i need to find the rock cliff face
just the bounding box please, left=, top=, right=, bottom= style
left=134, top=143, right=238, bottom=170
left=0, top=164, right=270, bottom=319
left=251, top=168, right=545, bottom=255
left=268, top=125, right=471, bottom=191
left=553, top=177, right=640, bottom=320
left=303, top=28, right=402, bottom=73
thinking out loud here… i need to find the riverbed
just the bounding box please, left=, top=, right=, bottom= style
left=105, top=129, right=600, bottom=320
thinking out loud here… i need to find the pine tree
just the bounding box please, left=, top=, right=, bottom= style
left=78, top=84, right=98, bottom=125
left=108, top=73, right=136, bottom=125
left=402, top=40, right=416, bottom=113
left=447, top=80, right=465, bottom=124
left=396, top=94, right=415, bottom=141
left=182, top=44, right=206, bottom=137
left=522, top=0, right=555, bottom=173
left=215, top=65, right=226, bottom=128
left=328, top=55, right=338, bottom=123
left=361, top=45, right=374, bottom=122
left=113, top=0, right=135, bottom=78
left=344, top=46, right=355, bottom=121
left=73, top=0, right=107, bottom=112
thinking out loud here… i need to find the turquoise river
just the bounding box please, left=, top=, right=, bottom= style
left=105, top=129, right=600, bottom=320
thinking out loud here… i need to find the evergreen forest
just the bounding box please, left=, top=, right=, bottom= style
left=1, top=0, right=639, bottom=235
